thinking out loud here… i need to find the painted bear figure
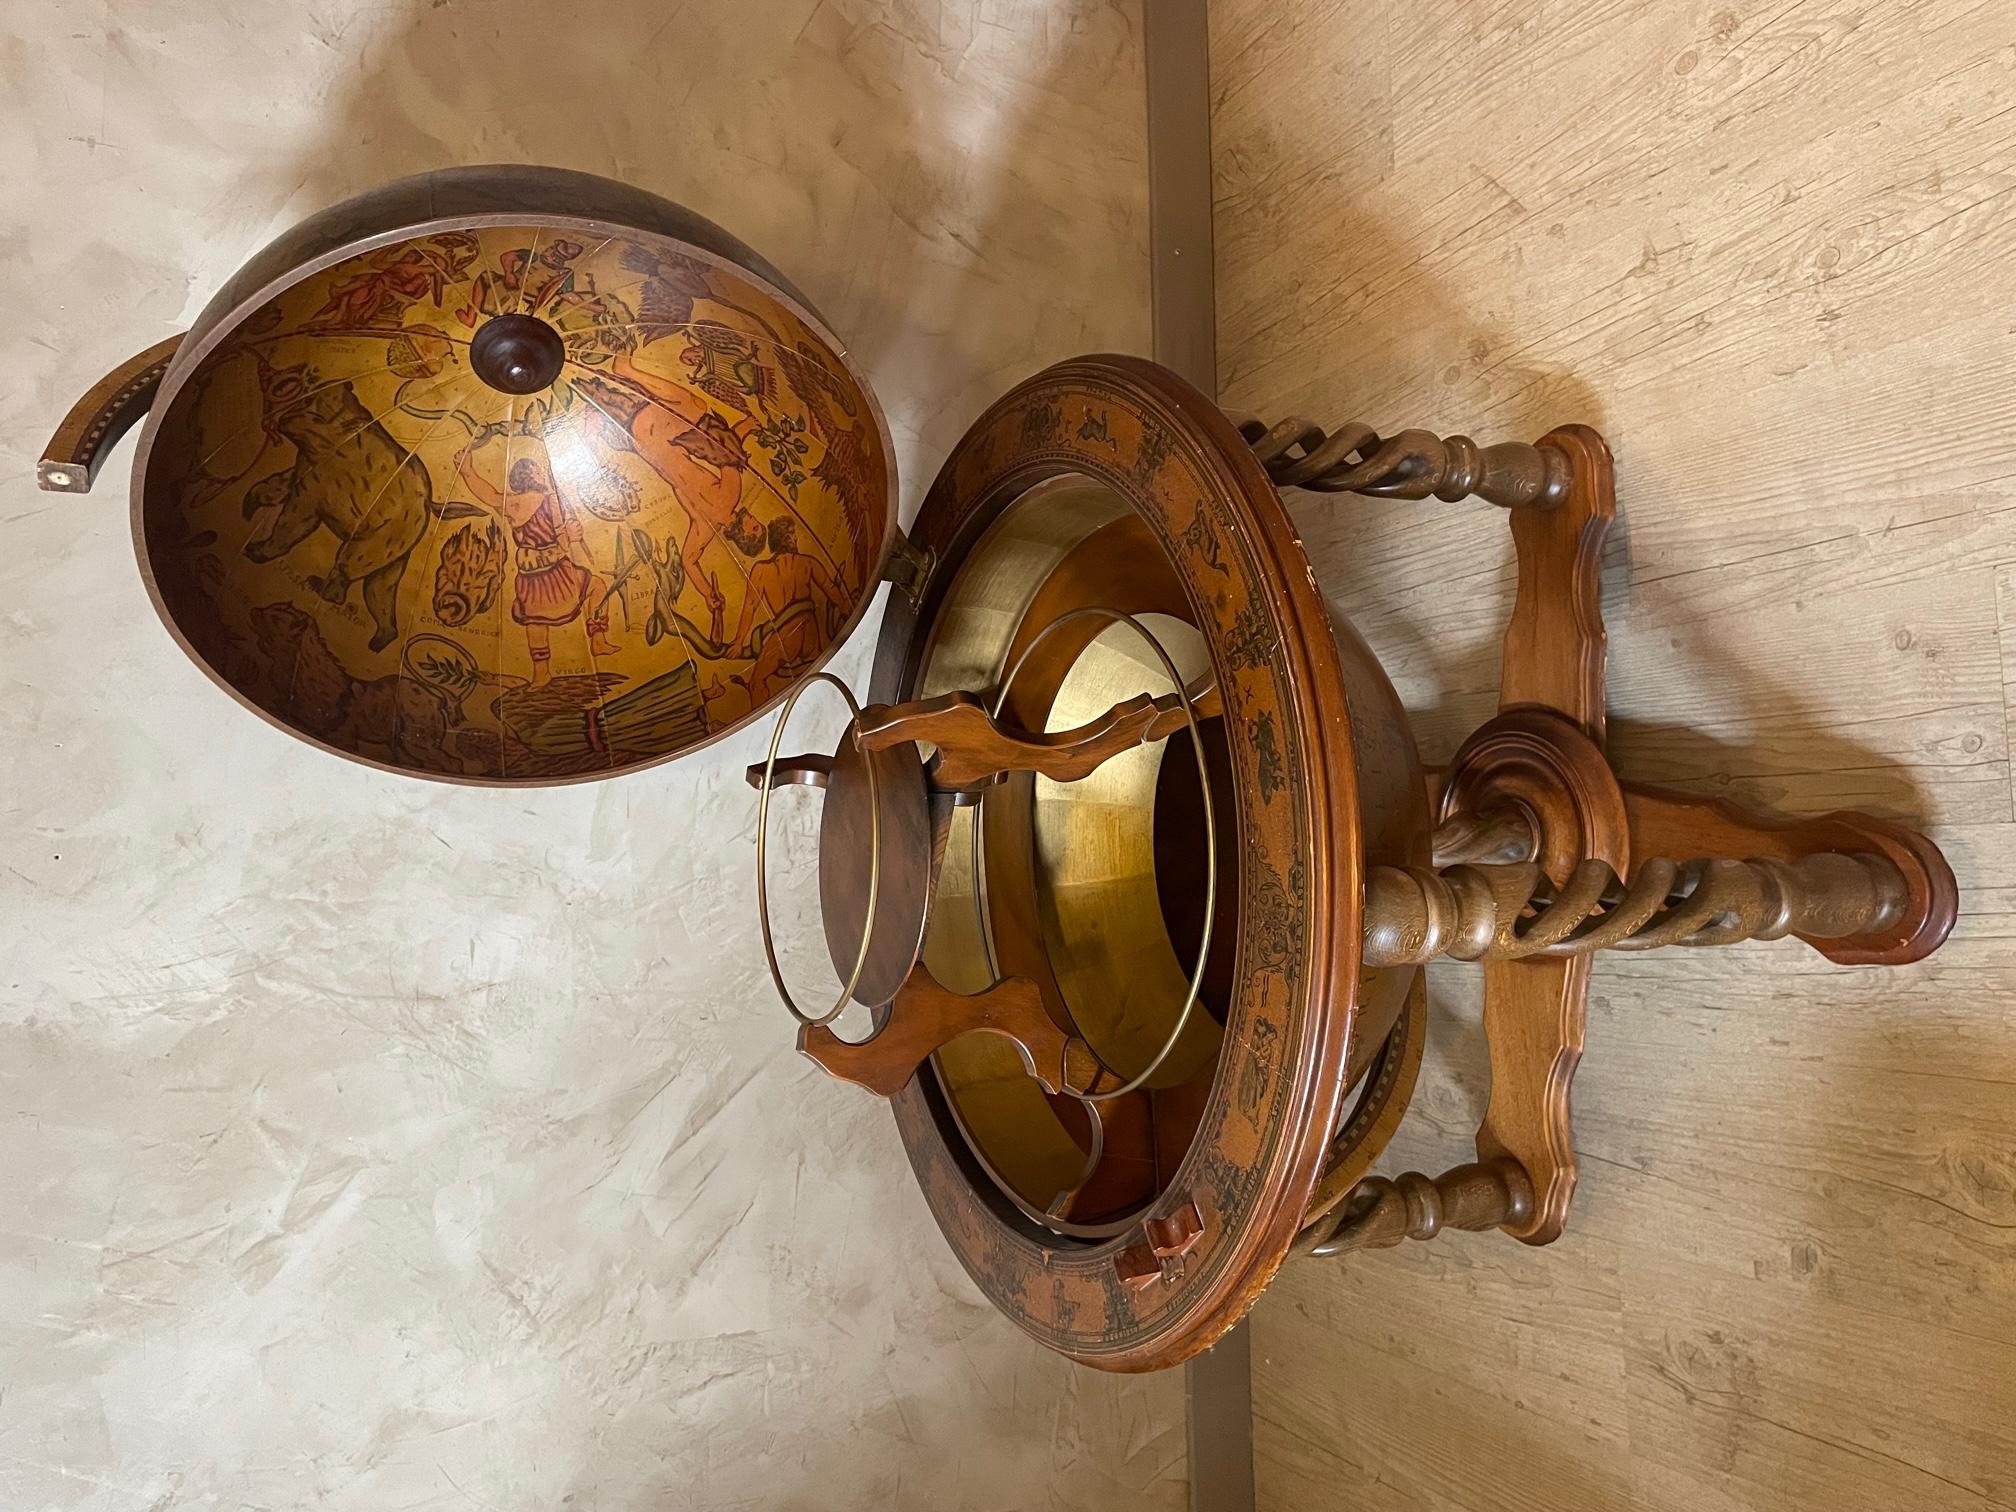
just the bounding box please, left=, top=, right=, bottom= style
left=242, top=373, right=456, bottom=651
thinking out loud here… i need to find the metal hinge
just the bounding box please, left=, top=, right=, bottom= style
left=882, top=529, right=935, bottom=608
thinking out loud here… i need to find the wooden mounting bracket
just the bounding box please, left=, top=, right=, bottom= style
left=856, top=683, right=1221, bottom=796
left=797, top=964, right=1098, bottom=1099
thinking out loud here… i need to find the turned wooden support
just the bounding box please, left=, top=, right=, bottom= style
left=1362, top=851, right=1911, bottom=966
left=1431, top=806, right=1537, bottom=865
left=1302, top=1160, right=1535, bottom=1257
left=1229, top=412, right=1573, bottom=509
left=1618, top=782, right=1956, bottom=967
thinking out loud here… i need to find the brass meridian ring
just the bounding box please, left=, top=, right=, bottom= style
left=980, top=606, right=1217, bottom=1106
left=755, top=672, right=881, bottom=1028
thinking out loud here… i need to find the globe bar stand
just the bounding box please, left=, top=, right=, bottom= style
left=1236, top=413, right=1957, bottom=1255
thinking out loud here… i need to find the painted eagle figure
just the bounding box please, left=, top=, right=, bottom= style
left=778, top=338, right=880, bottom=591
left=617, top=243, right=716, bottom=342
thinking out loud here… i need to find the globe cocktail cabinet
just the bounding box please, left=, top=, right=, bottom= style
left=43, top=166, right=1956, bottom=1373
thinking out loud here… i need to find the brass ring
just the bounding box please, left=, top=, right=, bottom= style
left=981, top=606, right=1217, bottom=1106
left=755, top=672, right=880, bottom=1028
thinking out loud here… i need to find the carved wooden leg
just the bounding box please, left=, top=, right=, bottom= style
left=1362, top=850, right=1920, bottom=964
left=1301, top=1160, right=1534, bottom=1257
left=1295, top=423, right=1620, bottom=1254
left=1451, top=427, right=1620, bottom=1245
left=1619, top=782, right=1956, bottom=966
left=1228, top=413, right=1574, bottom=510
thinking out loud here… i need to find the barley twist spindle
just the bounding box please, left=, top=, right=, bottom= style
left=1228, top=412, right=1573, bottom=509
left=1362, top=852, right=1910, bottom=967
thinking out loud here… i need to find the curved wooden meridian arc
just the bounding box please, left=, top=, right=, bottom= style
left=38, top=335, right=184, bottom=493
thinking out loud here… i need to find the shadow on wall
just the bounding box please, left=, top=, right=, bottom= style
left=251, top=0, right=1149, bottom=496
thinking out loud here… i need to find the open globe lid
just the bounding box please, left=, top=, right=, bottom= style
left=125, top=166, right=898, bottom=783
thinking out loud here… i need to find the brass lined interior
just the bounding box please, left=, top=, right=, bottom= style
left=1031, top=613, right=1218, bottom=1087
left=914, top=475, right=1231, bottom=1232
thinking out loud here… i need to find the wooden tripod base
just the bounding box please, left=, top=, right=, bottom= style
left=1303, top=422, right=1958, bottom=1253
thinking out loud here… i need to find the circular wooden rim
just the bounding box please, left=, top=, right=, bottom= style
left=128, top=179, right=900, bottom=787
left=870, top=355, right=1366, bottom=1371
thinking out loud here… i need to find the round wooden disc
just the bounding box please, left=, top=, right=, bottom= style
left=869, top=356, right=1376, bottom=1371
left=132, top=167, right=896, bottom=783
left=817, top=729, right=934, bottom=1010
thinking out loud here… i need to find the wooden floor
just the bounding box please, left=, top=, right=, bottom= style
left=1210, top=2, right=2016, bottom=1508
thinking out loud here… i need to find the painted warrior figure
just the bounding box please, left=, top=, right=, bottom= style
left=456, top=239, right=586, bottom=327
left=576, top=351, right=758, bottom=638
left=306, top=234, right=478, bottom=330
left=722, top=509, right=847, bottom=703
left=453, top=436, right=619, bottom=684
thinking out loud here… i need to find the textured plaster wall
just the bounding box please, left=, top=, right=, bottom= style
left=0, top=3, right=1180, bottom=1507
